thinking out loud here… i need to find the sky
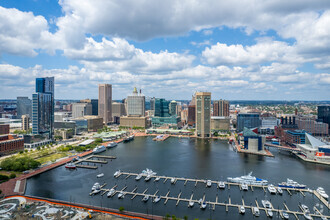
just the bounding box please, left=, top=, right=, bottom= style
left=0, top=0, right=330, bottom=100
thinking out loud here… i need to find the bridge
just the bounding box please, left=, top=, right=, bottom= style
left=265, top=143, right=301, bottom=152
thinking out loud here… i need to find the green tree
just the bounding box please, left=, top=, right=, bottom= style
left=119, top=206, right=124, bottom=212
left=9, top=173, right=16, bottom=179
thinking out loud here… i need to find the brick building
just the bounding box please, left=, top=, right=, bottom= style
left=0, top=124, right=24, bottom=156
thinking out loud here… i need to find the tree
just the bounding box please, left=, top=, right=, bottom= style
left=119, top=206, right=124, bottom=212
left=9, top=173, right=16, bottom=179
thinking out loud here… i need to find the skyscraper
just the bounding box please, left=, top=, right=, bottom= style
left=22, top=115, right=30, bottom=131
left=91, top=99, right=98, bottom=116
left=195, top=92, right=211, bottom=138
left=127, top=87, right=145, bottom=116
left=154, top=98, right=170, bottom=117
left=318, top=105, right=330, bottom=133
left=169, top=100, right=177, bottom=116
left=32, top=77, right=54, bottom=138
left=213, top=99, right=229, bottom=116
left=72, top=102, right=92, bottom=118
left=98, top=84, right=112, bottom=124
left=17, top=97, right=32, bottom=118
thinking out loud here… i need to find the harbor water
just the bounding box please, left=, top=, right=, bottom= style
left=25, top=137, right=330, bottom=219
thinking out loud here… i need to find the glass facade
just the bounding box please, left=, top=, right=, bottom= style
left=237, top=113, right=260, bottom=132
left=17, top=97, right=32, bottom=117
left=154, top=98, right=170, bottom=117
left=151, top=116, right=180, bottom=127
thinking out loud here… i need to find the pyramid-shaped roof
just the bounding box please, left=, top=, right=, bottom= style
left=243, top=127, right=258, bottom=137
left=305, top=133, right=326, bottom=149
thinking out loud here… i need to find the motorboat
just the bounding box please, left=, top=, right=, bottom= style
left=262, top=200, right=272, bottom=209
left=135, top=173, right=143, bottom=180
left=207, top=180, right=212, bottom=187
left=114, top=170, right=121, bottom=177
left=239, top=206, right=245, bottom=214
left=171, top=177, right=176, bottom=184
left=267, top=209, right=273, bottom=218
left=241, top=183, right=248, bottom=191
left=91, top=183, right=100, bottom=191
left=282, top=211, right=289, bottom=219
left=123, top=137, right=131, bottom=143
left=65, top=163, right=76, bottom=169
left=227, top=172, right=268, bottom=186
left=200, top=201, right=207, bottom=209
left=268, top=184, right=277, bottom=194
left=317, top=187, right=329, bottom=200
left=218, top=181, right=226, bottom=189
left=301, top=204, right=309, bottom=213
left=145, top=175, right=151, bottom=182
left=188, top=200, right=194, bottom=207
left=277, top=187, right=283, bottom=195
left=155, top=177, right=160, bottom=182
left=93, top=145, right=106, bottom=154
left=106, top=142, right=117, bottom=148
left=107, top=189, right=116, bottom=197
left=153, top=196, right=161, bottom=203
left=97, top=173, right=104, bottom=178
left=253, top=207, right=260, bottom=217
left=129, top=135, right=135, bottom=140
left=278, top=179, right=306, bottom=189
left=303, top=212, right=313, bottom=220
left=321, top=216, right=327, bottom=220
left=142, top=195, right=149, bottom=202
left=118, top=191, right=124, bottom=199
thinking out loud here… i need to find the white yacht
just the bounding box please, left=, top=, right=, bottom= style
left=155, top=177, right=160, bottom=182
left=267, top=209, right=273, bottom=218
left=301, top=204, right=310, bottom=213
left=153, top=196, right=161, bottom=203
left=282, top=211, right=289, bottom=219
left=145, top=175, right=151, bottom=182
left=278, top=178, right=306, bottom=189
left=227, top=172, right=268, bottom=186
left=170, top=177, right=176, bottom=184
left=142, top=195, right=149, bottom=202
left=91, top=182, right=100, bottom=191
left=93, top=145, right=106, bottom=154
left=106, top=142, right=117, bottom=148
left=317, top=187, right=329, bottom=200
left=218, top=181, right=226, bottom=189
left=277, top=187, right=283, bottom=195
left=188, top=200, right=194, bottom=207
left=135, top=173, right=143, bottom=181
left=118, top=191, right=124, bottom=199
left=200, top=201, right=207, bottom=209
left=262, top=200, right=272, bottom=209
left=239, top=206, right=245, bottom=214
left=114, top=170, right=121, bottom=177
left=253, top=207, right=260, bottom=217
left=207, top=180, right=212, bottom=187
left=107, top=189, right=116, bottom=197
left=268, top=184, right=277, bottom=194
left=241, top=183, right=248, bottom=191
left=97, top=173, right=104, bottom=178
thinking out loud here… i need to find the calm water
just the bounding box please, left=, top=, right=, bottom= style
left=25, top=137, right=330, bottom=219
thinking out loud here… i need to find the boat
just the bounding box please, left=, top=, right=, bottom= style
left=278, top=179, right=306, bottom=189
left=268, top=184, right=277, bottom=194
left=170, top=177, right=176, bottom=184
left=239, top=206, right=245, bottom=214
left=155, top=177, right=160, bottom=182
left=145, top=175, right=151, bottom=182
left=135, top=173, right=143, bottom=180
left=227, top=172, right=268, bottom=186
left=114, top=170, right=121, bottom=177
left=129, top=135, right=134, bottom=140
left=253, top=207, right=260, bottom=217
left=118, top=191, right=124, bottom=199
left=303, top=212, right=313, bottom=220
left=282, top=211, right=289, bottom=219
left=301, top=204, right=309, bottom=213
left=198, top=198, right=203, bottom=204
left=65, top=163, right=76, bottom=169
left=142, top=195, right=149, bottom=202
left=106, top=142, right=117, bottom=148
left=241, top=183, right=248, bottom=191
left=267, top=209, right=273, bottom=218
left=317, top=187, right=329, bottom=200
left=262, top=200, right=272, bottom=209
left=277, top=187, right=283, bottom=195
left=93, top=145, right=106, bottom=154
left=107, top=189, right=116, bottom=197
left=200, top=201, right=207, bottom=209
left=97, top=173, right=104, bottom=178
left=188, top=200, right=194, bottom=207
left=206, top=180, right=212, bottom=187
left=123, top=137, right=130, bottom=143
left=218, top=181, right=226, bottom=189
left=153, top=196, right=161, bottom=203
left=91, top=182, right=100, bottom=191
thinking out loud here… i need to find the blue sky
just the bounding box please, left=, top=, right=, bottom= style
left=0, top=0, right=330, bottom=100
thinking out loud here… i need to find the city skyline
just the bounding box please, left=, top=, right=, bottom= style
left=0, top=1, right=330, bottom=100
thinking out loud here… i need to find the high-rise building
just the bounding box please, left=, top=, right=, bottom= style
left=213, top=99, right=229, bottom=116
left=154, top=98, right=170, bottom=117
left=17, top=97, right=32, bottom=118
left=237, top=113, right=260, bottom=132
left=98, top=84, right=112, bottom=124
left=187, top=105, right=196, bottom=126
left=72, top=102, right=92, bottom=118
left=318, top=105, right=330, bottom=133
left=32, top=77, right=54, bottom=138
left=91, top=99, right=98, bottom=116
left=150, top=97, right=155, bottom=110
left=195, top=92, right=211, bottom=138
left=22, top=115, right=30, bottom=131
left=169, top=100, right=177, bottom=116
left=112, top=102, right=126, bottom=117
left=127, top=87, right=145, bottom=116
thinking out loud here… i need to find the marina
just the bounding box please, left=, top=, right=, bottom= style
left=72, top=154, right=117, bottom=169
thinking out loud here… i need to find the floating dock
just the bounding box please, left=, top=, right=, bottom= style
left=73, top=155, right=116, bottom=169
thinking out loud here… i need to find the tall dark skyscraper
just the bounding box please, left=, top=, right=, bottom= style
left=32, top=77, right=54, bottom=139
left=318, top=105, right=330, bottom=133
left=17, top=97, right=32, bottom=118
left=91, top=99, right=98, bottom=116
left=154, top=98, right=170, bottom=117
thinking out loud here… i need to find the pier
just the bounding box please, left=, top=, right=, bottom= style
left=73, top=154, right=117, bottom=169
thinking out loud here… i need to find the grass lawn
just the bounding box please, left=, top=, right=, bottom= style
left=36, top=152, right=69, bottom=165
left=0, top=171, right=22, bottom=178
